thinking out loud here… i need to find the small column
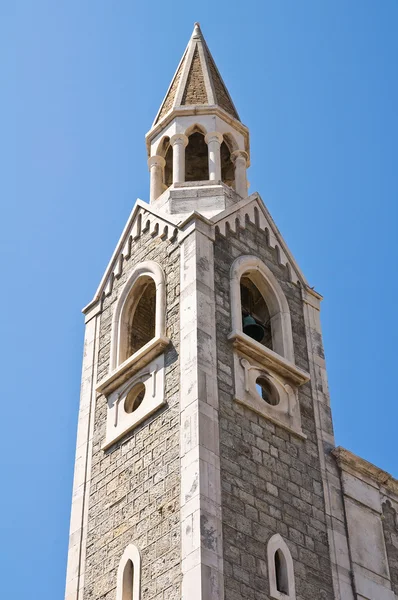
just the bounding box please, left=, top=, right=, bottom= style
left=170, top=133, right=189, bottom=183
left=232, top=150, right=248, bottom=198
left=148, top=155, right=166, bottom=202
left=205, top=131, right=223, bottom=181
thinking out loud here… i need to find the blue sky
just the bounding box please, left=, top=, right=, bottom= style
left=1, top=1, right=397, bottom=598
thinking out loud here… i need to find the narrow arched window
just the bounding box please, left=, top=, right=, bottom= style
left=116, top=545, right=141, bottom=600
left=122, top=559, right=133, bottom=600
left=267, top=534, right=296, bottom=600
left=275, top=549, right=288, bottom=594
left=185, top=131, right=209, bottom=181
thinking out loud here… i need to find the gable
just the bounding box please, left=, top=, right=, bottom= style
left=212, top=193, right=309, bottom=287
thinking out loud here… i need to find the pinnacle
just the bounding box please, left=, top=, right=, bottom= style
left=153, top=23, right=240, bottom=125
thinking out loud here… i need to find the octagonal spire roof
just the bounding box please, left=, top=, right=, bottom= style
left=153, top=23, right=240, bottom=126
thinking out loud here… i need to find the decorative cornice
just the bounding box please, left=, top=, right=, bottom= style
left=333, top=446, right=398, bottom=495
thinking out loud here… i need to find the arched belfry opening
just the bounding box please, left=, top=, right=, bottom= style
left=185, top=131, right=209, bottom=182
left=220, top=140, right=234, bottom=188
left=157, top=137, right=173, bottom=189
left=240, top=275, right=272, bottom=350
left=128, top=278, right=156, bottom=357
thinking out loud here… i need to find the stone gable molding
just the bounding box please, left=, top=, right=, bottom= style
left=83, top=200, right=180, bottom=316
left=212, top=193, right=310, bottom=288
left=333, top=447, right=398, bottom=496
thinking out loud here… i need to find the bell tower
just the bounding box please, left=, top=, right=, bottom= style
left=64, top=22, right=398, bottom=600
left=146, top=22, right=250, bottom=213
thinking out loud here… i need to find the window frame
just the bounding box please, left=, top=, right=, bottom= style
left=116, top=544, right=141, bottom=600
left=229, top=255, right=295, bottom=362
left=267, top=534, right=296, bottom=600
left=111, top=260, right=166, bottom=371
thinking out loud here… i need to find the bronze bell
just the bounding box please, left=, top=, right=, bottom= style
left=242, top=314, right=265, bottom=342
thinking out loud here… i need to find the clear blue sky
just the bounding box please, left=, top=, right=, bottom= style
left=1, top=1, right=397, bottom=598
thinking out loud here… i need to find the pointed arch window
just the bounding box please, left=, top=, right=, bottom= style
left=230, top=255, right=295, bottom=362
left=116, top=544, right=141, bottom=600
left=267, top=534, right=296, bottom=600
left=110, top=260, right=167, bottom=371
left=185, top=128, right=209, bottom=182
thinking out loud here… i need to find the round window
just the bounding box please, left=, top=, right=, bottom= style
left=255, top=376, right=279, bottom=406
left=124, top=382, right=146, bottom=414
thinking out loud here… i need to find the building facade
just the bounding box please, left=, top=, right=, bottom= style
left=64, top=23, right=398, bottom=600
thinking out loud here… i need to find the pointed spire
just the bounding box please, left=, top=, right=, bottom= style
left=153, top=23, right=240, bottom=125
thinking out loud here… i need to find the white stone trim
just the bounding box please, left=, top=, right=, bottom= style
left=179, top=216, right=224, bottom=600
left=233, top=355, right=306, bottom=439
left=230, top=254, right=295, bottom=362
left=301, top=288, right=355, bottom=600
left=109, top=260, right=166, bottom=371
left=64, top=313, right=100, bottom=600
left=267, top=534, right=296, bottom=600
left=116, top=544, right=141, bottom=600
left=102, top=354, right=165, bottom=450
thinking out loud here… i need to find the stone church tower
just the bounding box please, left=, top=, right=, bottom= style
left=65, top=23, right=398, bottom=600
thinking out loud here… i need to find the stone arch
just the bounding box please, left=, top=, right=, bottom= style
left=184, top=122, right=208, bottom=137
left=116, top=544, right=141, bottom=600
left=230, top=255, right=294, bottom=362
left=110, top=261, right=166, bottom=370
left=183, top=124, right=209, bottom=182
left=267, top=534, right=296, bottom=600
left=155, top=136, right=172, bottom=188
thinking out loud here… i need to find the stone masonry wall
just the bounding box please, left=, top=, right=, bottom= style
left=83, top=231, right=181, bottom=600
left=214, top=221, right=336, bottom=600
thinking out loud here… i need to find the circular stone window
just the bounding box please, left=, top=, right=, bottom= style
left=255, top=376, right=279, bottom=406
left=124, top=382, right=146, bottom=414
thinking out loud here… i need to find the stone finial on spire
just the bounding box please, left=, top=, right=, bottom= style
left=153, top=23, right=240, bottom=125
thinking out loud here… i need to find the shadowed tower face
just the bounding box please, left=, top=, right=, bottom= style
left=64, top=22, right=398, bottom=600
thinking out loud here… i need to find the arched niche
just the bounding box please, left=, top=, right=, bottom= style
left=185, top=125, right=209, bottom=182
left=110, top=261, right=166, bottom=370
left=230, top=255, right=295, bottom=363
left=267, top=534, right=296, bottom=600
left=116, top=544, right=141, bottom=600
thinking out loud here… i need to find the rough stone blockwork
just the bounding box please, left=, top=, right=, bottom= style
left=383, top=501, right=398, bottom=596
left=84, top=232, right=181, bottom=600
left=214, top=222, right=336, bottom=600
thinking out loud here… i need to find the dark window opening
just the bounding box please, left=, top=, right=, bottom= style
left=129, top=279, right=156, bottom=357
left=122, top=559, right=134, bottom=600
left=240, top=276, right=272, bottom=349
left=275, top=550, right=289, bottom=595
left=164, top=143, right=173, bottom=188
left=124, top=383, right=146, bottom=414
left=185, top=132, right=209, bottom=181
left=255, top=377, right=279, bottom=406
left=221, top=141, right=234, bottom=188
